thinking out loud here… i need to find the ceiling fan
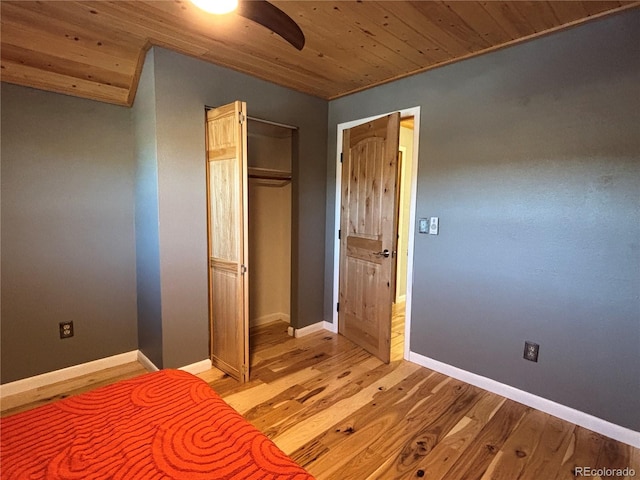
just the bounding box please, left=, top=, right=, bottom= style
left=191, top=0, right=306, bottom=50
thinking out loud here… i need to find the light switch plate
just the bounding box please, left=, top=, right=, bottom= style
left=429, top=217, right=439, bottom=235
left=418, top=218, right=428, bottom=234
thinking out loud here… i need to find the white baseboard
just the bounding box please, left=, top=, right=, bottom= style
left=288, top=321, right=334, bottom=338
left=323, top=320, right=337, bottom=333
left=250, top=312, right=290, bottom=328
left=409, top=351, right=640, bottom=449
left=0, top=351, right=217, bottom=399
left=137, top=350, right=159, bottom=372
left=179, top=359, right=213, bottom=375
left=0, top=351, right=139, bottom=398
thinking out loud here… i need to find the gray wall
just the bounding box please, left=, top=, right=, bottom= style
left=145, top=48, right=327, bottom=368
left=1, top=83, right=138, bottom=383
left=326, top=11, right=640, bottom=430
left=132, top=50, right=164, bottom=368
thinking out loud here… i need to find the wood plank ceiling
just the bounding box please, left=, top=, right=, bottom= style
left=1, top=1, right=637, bottom=106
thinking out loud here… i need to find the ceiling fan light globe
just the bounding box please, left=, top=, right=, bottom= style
left=191, top=0, right=238, bottom=15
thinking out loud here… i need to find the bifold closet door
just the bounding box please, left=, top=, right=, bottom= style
left=205, top=101, right=250, bottom=382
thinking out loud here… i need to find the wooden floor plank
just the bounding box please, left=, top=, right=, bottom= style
left=401, top=392, right=506, bottom=480
left=518, top=415, right=576, bottom=480
left=347, top=381, right=483, bottom=479
left=627, top=446, right=640, bottom=480
left=554, top=426, right=605, bottom=480
left=224, top=364, right=325, bottom=414
left=597, top=435, right=635, bottom=480
left=296, top=368, right=437, bottom=478
left=441, top=399, right=530, bottom=480
left=480, top=409, right=548, bottom=480
left=272, top=360, right=421, bottom=454
left=256, top=356, right=384, bottom=441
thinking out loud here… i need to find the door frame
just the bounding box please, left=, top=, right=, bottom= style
left=330, top=106, right=420, bottom=361
left=396, top=144, right=408, bottom=304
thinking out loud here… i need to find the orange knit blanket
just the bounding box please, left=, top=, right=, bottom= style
left=1, top=369, right=314, bottom=479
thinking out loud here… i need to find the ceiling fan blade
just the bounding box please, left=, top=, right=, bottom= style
left=237, top=0, right=305, bottom=50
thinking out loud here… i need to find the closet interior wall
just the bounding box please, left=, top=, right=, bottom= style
left=247, top=119, right=293, bottom=327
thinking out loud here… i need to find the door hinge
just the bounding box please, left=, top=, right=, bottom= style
left=340, top=152, right=344, bottom=163
left=240, top=264, right=247, bottom=275
left=239, top=112, right=245, bottom=124
left=336, top=302, right=340, bottom=312
left=338, top=229, right=341, bottom=240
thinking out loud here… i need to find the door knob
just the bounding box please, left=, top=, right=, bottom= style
left=373, top=249, right=390, bottom=258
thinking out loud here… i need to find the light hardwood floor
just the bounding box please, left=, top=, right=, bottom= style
left=3, top=316, right=638, bottom=479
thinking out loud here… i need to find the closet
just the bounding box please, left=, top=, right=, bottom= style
left=247, top=118, right=293, bottom=328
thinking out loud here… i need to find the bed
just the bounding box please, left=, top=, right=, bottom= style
left=0, top=369, right=315, bottom=479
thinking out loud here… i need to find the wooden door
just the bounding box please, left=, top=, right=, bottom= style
left=338, top=113, right=401, bottom=363
left=206, top=101, right=250, bottom=382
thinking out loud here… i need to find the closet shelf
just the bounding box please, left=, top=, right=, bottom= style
left=248, top=167, right=291, bottom=180
left=248, top=167, right=291, bottom=186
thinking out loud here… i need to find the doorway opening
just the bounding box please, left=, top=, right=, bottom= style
left=332, top=107, right=420, bottom=362
left=391, top=116, right=415, bottom=360
left=247, top=117, right=295, bottom=365
left=247, top=117, right=294, bottom=327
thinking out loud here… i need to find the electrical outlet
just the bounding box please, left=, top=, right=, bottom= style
left=523, top=341, right=539, bottom=362
left=59, top=321, right=74, bottom=339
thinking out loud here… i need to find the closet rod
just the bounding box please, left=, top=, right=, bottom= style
left=246, top=116, right=298, bottom=131
left=203, top=106, right=298, bottom=130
